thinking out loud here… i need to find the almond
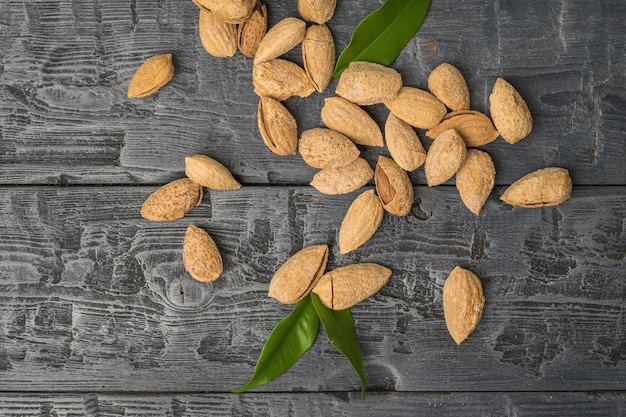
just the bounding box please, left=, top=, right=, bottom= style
left=183, top=225, right=223, bottom=282
left=254, top=17, right=306, bottom=64
left=185, top=155, right=241, bottom=190
left=257, top=96, right=298, bottom=155
left=424, top=129, right=467, bottom=187
left=338, top=190, right=384, bottom=254
left=500, top=167, right=572, bottom=208
left=385, top=113, right=426, bottom=171
left=426, top=110, right=499, bottom=147
left=237, top=2, right=267, bottom=57
left=193, top=0, right=256, bottom=24
left=375, top=156, right=413, bottom=216
left=198, top=9, right=238, bottom=57
left=336, top=61, right=402, bottom=105
left=310, top=157, right=373, bottom=195
left=384, top=86, right=447, bottom=129
left=312, top=263, right=392, bottom=310
left=427, top=63, right=470, bottom=111
left=140, top=178, right=203, bottom=221
left=443, top=266, right=485, bottom=345
left=321, top=96, right=383, bottom=146
left=127, top=53, right=174, bottom=98
left=298, top=128, right=360, bottom=169
left=268, top=244, right=329, bottom=304
left=252, top=58, right=315, bottom=101
left=298, top=0, right=336, bottom=24
left=302, top=24, right=335, bottom=92
left=490, top=77, right=533, bottom=144
left=456, top=149, right=495, bottom=215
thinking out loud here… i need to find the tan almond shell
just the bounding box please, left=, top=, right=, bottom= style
left=426, top=110, right=499, bottom=147
left=500, top=167, right=572, bottom=208
left=257, top=96, right=298, bottom=156
left=127, top=53, right=174, bottom=98
left=424, top=129, right=467, bottom=187
left=193, top=0, right=256, bottom=24
left=338, top=190, right=384, bottom=254
left=268, top=244, right=329, bottom=304
left=443, top=266, right=485, bottom=345
left=183, top=225, right=223, bottom=282
left=238, top=2, right=267, bottom=57
left=456, top=149, right=495, bottom=215
left=321, top=96, right=383, bottom=146
left=375, top=155, right=413, bottom=216
left=298, top=128, right=360, bottom=169
left=312, top=263, right=392, bottom=310
left=336, top=61, right=402, bottom=106
left=385, top=113, right=427, bottom=171
left=252, top=58, right=315, bottom=101
left=427, top=63, right=470, bottom=111
left=185, top=155, right=242, bottom=190
left=489, top=77, right=533, bottom=144
left=198, top=9, right=238, bottom=58
left=253, top=17, right=306, bottom=64
left=302, top=24, right=335, bottom=92
left=298, top=0, right=336, bottom=24
left=310, top=157, right=374, bottom=195
left=140, top=178, right=203, bottom=221
left=384, top=86, right=447, bottom=129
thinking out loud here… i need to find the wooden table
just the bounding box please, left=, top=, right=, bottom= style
left=1, top=0, right=624, bottom=415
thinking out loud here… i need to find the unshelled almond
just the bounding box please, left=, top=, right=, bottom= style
left=298, top=0, right=336, bottom=24
left=456, top=149, right=495, bottom=215
left=336, top=61, right=402, bottom=106
left=268, top=245, right=329, bottom=304
left=338, top=190, right=384, bottom=254
left=257, top=96, right=298, bottom=155
left=443, top=266, right=485, bottom=345
left=426, top=110, right=499, bottom=147
left=321, top=96, right=383, bottom=146
left=254, top=17, right=306, bottom=64
left=298, top=128, right=360, bottom=169
left=313, top=263, right=392, bottom=310
left=428, top=63, right=470, bottom=111
left=198, top=9, right=238, bottom=58
left=385, top=113, right=426, bottom=172
left=193, top=0, right=256, bottom=24
left=375, top=156, right=413, bottom=216
left=252, top=58, right=315, bottom=101
left=384, top=86, right=447, bottom=129
left=302, top=24, right=335, bottom=92
left=490, top=77, right=533, bottom=144
left=127, top=53, right=174, bottom=98
left=140, top=178, right=203, bottom=221
left=183, top=225, right=223, bottom=282
left=238, top=2, right=267, bottom=57
left=500, top=167, right=572, bottom=208
left=424, top=129, right=467, bottom=187
left=310, top=157, right=373, bottom=195
left=185, top=155, right=241, bottom=190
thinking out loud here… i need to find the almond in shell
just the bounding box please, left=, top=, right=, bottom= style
left=338, top=190, right=384, bottom=254
left=443, top=266, right=485, bottom=345
left=500, top=167, right=571, bottom=208
left=456, top=149, right=495, bottom=215
left=336, top=61, right=402, bottom=106
left=375, top=156, right=413, bottom=216
left=385, top=113, right=426, bottom=172
left=298, top=0, right=336, bottom=24
left=268, top=244, right=329, bottom=304
left=312, top=263, right=392, bottom=310
left=140, top=178, right=203, bottom=221
left=193, top=0, right=256, bottom=24
left=252, top=58, right=315, bottom=101
left=258, top=96, right=298, bottom=155
left=254, top=17, right=306, bottom=64
left=237, top=2, right=267, bottom=57
left=489, top=77, right=533, bottom=144
left=428, top=63, right=470, bottom=111
left=183, top=225, right=223, bottom=282
left=185, top=155, right=241, bottom=190
left=127, top=53, right=174, bottom=98
left=426, top=110, right=499, bottom=147
left=384, top=86, right=447, bottom=129
left=302, top=24, right=335, bottom=92
left=199, top=9, right=238, bottom=58
left=321, top=96, right=383, bottom=146
left=310, top=157, right=373, bottom=195
left=298, top=128, right=360, bottom=169
left=424, top=129, right=467, bottom=187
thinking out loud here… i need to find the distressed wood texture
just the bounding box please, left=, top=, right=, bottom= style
left=0, top=186, right=624, bottom=393
left=0, top=0, right=624, bottom=185
left=0, top=392, right=624, bottom=417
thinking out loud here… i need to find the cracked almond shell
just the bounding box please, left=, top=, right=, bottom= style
left=338, top=190, right=384, bottom=254
left=183, top=225, right=223, bottom=282
left=490, top=77, right=533, bottom=144
left=424, top=129, right=467, bottom=187
left=443, top=266, right=485, bottom=345
left=428, top=63, right=470, bottom=111
left=252, top=58, right=315, bottom=101
left=310, top=157, right=373, bottom=195
left=321, top=96, right=383, bottom=147
left=302, top=24, right=335, bottom=92
left=185, top=155, right=241, bottom=190
left=336, top=61, right=402, bottom=106
left=426, top=110, right=499, bottom=148
left=237, top=2, right=267, bottom=57
left=193, top=0, right=256, bottom=23
left=456, top=149, right=495, bottom=215
left=298, top=128, right=360, bottom=169
left=254, top=17, right=306, bottom=64
left=500, top=167, right=572, bottom=208
left=385, top=113, right=426, bottom=172
left=258, top=96, right=298, bottom=156
left=127, top=53, right=174, bottom=98
left=375, top=156, right=413, bottom=216
left=384, top=86, right=447, bottom=129
left=140, top=178, right=203, bottom=221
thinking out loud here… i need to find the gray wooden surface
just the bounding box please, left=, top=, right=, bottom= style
left=0, top=0, right=625, bottom=415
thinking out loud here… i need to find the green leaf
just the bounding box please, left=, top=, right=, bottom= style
left=311, top=293, right=367, bottom=400
left=333, top=0, right=431, bottom=77
left=233, top=295, right=320, bottom=393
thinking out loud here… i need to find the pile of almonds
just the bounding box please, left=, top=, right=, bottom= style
left=129, top=0, right=574, bottom=345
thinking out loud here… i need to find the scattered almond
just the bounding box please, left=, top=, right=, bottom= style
left=299, top=128, right=360, bottom=169
left=298, top=0, right=336, bottom=24
left=193, top=0, right=256, bottom=24
left=302, top=24, right=335, bottom=92
left=428, top=63, right=470, bottom=111
left=254, top=17, right=306, bottom=64
left=490, top=77, right=533, bottom=144
left=500, top=167, right=572, bottom=208
left=252, top=58, right=315, bottom=101
left=320, top=96, right=383, bottom=146
left=456, top=149, right=495, bottom=215
left=443, top=266, right=485, bottom=345
left=237, top=2, right=267, bottom=57
left=336, top=61, right=402, bottom=106
left=198, top=9, right=238, bottom=58
left=424, top=129, right=467, bottom=187
left=140, top=178, right=203, bottom=221
left=127, top=53, right=174, bottom=98
left=338, top=189, right=384, bottom=254
left=257, top=96, right=298, bottom=155
left=384, top=86, right=447, bottom=129
left=183, top=225, right=223, bottom=282
left=426, top=110, right=499, bottom=147
left=310, top=157, right=374, bottom=195
left=375, top=156, right=413, bottom=216
left=385, top=113, right=426, bottom=171
left=185, top=155, right=242, bottom=190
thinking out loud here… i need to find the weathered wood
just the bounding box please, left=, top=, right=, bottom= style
left=0, top=186, right=623, bottom=392
left=0, top=392, right=624, bottom=417
left=0, top=0, right=624, bottom=185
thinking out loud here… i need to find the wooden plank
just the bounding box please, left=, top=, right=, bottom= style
left=0, top=392, right=624, bottom=417
left=0, top=0, right=624, bottom=185
left=0, top=185, right=623, bottom=392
